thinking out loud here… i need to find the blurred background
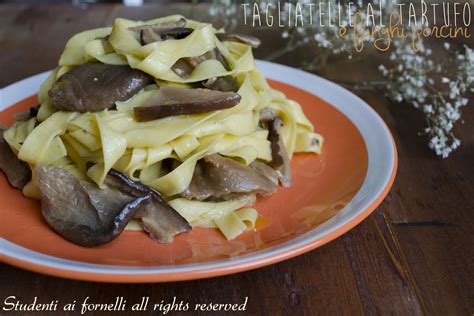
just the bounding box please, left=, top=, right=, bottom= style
left=0, top=0, right=472, bottom=158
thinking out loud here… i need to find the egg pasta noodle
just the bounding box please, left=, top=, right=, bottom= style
left=4, top=15, right=323, bottom=241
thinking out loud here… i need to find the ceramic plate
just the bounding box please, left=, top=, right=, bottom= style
left=0, top=61, right=397, bottom=283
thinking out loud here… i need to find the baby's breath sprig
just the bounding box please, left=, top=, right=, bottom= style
left=380, top=42, right=473, bottom=157
left=209, top=0, right=473, bottom=157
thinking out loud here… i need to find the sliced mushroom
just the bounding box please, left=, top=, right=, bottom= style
left=267, top=117, right=292, bottom=187
left=249, top=160, right=279, bottom=186
left=137, top=196, right=192, bottom=243
left=171, top=51, right=214, bottom=78
left=159, top=28, right=194, bottom=40
left=140, top=28, right=162, bottom=45
left=212, top=48, right=231, bottom=71
left=170, top=58, right=195, bottom=78
left=217, top=33, right=262, bottom=48
left=171, top=48, right=231, bottom=79
left=258, top=107, right=292, bottom=186
left=0, top=127, right=31, bottom=189
left=13, top=106, right=39, bottom=122
left=129, top=19, right=193, bottom=45
left=182, top=154, right=278, bottom=201
left=134, top=86, right=241, bottom=121
left=102, top=167, right=151, bottom=197
left=35, top=165, right=149, bottom=247
left=129, top=18, right=187, bottom=33
left=259, top=107, right=277, bottom=123
left=49, top=62, right=153, bottom=113
left=139, top=27, right=193, bottom=45
left=202, top=76, right=239, bottom=92
left=103, top=168, right=191, bottom=244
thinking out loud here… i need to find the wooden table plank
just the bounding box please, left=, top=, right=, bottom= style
left=0, top=3, right=472, bottom=315
left=383, top=104, right=474, bottom=313
left=320, top=53, right=474, bottom=314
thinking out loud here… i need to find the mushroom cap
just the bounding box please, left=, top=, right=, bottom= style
left=35, top=165, right=148, bottom=247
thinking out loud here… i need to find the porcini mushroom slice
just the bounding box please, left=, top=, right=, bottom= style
left=267, top=117, right=292, bottom=187
left=202, top=76, right=239, bottom=92
left=13, top=106, right=39, bottom=122
left=171, top=58, right=195, bottom=78
left=139, top=27, right=194, bottom=45
left=160, top=27, right=194, bottom=40
left=129, top=18, right=187, bottom=33
left=137, top=196, right=192, bottom=243
left=171, top=49, right=230, bottom=78
left=49, top=62, right=153, bottom=113
left=259, top=107, right=277, bottom=123
left=103, top=168, right=191, bottom=244
left=134, top=86, right=241, bottom=121
left=217, top=33, right=262, bottom=48
left=182, top=154, right=278, bottom=201
left=0, top=127, right=31, bottom=189
left=249, top=160, right=279, bottom=186
left=130, top=19, right=193, bottom=45
left=258, top=108, right=292, bottom=186
left=140, top=28, right=162, bottom=45
left=35, top=165, right=148, bottom=247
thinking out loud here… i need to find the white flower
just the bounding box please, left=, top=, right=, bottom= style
left=423, top=105, right=433, bottom=113
left=209, top=0, right=472, bottom=158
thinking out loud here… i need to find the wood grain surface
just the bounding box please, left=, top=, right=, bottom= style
left=0, top=3, right=473, bottom=315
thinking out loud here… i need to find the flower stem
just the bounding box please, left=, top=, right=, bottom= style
left=264, top=43, right=302, bottom=61
left=333, top=79, right=392, bottom=91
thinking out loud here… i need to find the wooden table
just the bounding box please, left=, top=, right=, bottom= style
left=0, top=4, right=473, bottom=315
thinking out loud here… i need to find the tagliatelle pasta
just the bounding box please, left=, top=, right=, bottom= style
left=3, top=15, right=323, bottom=242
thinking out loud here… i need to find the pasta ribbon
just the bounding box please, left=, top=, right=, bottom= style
left=6, top=16, right=324, bottom=241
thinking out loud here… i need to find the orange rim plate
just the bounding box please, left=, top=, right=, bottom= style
left=0, top=61, right=397, bottom=283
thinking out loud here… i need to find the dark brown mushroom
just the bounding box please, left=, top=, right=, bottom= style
left=267, top=117, right=292, bottom=187
left=171, top=48, right=231, bottom=79
left=129, top=18, right=186, bottom=33
left=171, top=52, right=212, bottom=78
left=134, top=86, right=241, bottom=121
left=215, top=49, right=231, bottom=71
left=139, top=27, right=194, bottom=45
left=13, top=106, right=39, bottom=122
left=182, top=154, right=278, bottom=201
left=160, top=28, right=194, bottom=40
left=0, top=127, right=31, bottom=189
left=202, top=76, right=239, bottom=92
left=259, top=107, right=277, bottom=123
left=217, top=33, right=262, bottom=48
left=249, top=160, right=279, bottom=186
left=171, top=58, right=195, bottom=78
left=103, top=168, right=191, bottom=244
left=137, top=196, right=191, bottom=243
left=35, top=165, right=149, bottom=247
left=140, top=28, right=162, bottom=45
left=258, top=107, right=292, bottom=186
left=129, top=19, right=193, bottom=45
left=48, top=62, right=153, bottom=113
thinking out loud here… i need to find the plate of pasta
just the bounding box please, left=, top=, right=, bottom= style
left=0, top=15, right=396, bottom=282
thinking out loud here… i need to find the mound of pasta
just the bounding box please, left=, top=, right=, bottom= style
left=0, top=15, right=323, bottom=247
